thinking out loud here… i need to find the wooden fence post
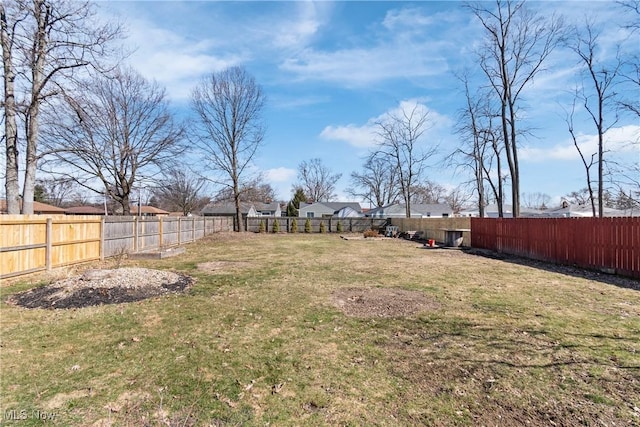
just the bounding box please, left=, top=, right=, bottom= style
left=192, top=217, right=196, bottom=242
left=133, top=217, right=138, bottom=253
left=178, top=217, right=182, bottom=245
left=46, top=218, right=52, bottom=271
left=100, top=217, right=105, bottom=261
left=159, top=217, right=164, bottom=248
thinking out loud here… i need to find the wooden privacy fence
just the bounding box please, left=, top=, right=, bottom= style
left=389, top=217, right=472, bottom=245
left=245, top=217, right=388, bottom=233
left=471, top=217, right=640, bottom=279
left=0, top=215, right=233, bottom=280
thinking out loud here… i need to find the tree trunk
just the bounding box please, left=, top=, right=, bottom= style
left=509, top=99, right=520, bottom=218
left=22, top=0, right=50, bottom=214
left=1, top=4, right=20, bottom=214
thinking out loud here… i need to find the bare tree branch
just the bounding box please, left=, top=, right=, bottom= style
left=191, top=66, right=266, bottom=231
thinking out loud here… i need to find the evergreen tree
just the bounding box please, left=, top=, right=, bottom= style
left=287, top=188, right=307, bottom=217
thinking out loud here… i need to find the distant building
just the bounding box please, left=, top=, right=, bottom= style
left=65, top=206, right=105, bottom=215
left=365, top=203, right=453, bottom=218
left=129, top=205, right=170, bottom=217
left=298, top=202, right=364, bottom=218
left=201, top=201, right=281, bottom=217
left=0, top=199, right=66, bottom=215
left=458, top=202, right=637, bottom=217
left=458, top=204, right=544, bottom=218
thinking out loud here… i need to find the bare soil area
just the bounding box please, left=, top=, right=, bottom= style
left=6, top=267, right=193, bottom=309
left=332, top=287, right=439, bottom=318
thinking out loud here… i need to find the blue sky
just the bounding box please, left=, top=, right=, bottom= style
left=102, top=0, right=639, bottom=206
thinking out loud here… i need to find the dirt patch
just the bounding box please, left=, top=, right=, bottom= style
left=332, top=287, right=439, bottom=318
left=197, top=260, right=251, bottom=272
left=7, top=268, right=193, bottom=309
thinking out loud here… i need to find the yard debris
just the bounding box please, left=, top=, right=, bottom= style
left=271, top=382, right=285, bottom=394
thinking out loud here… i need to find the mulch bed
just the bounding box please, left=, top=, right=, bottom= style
left=7, top=268, right=194, bottom=310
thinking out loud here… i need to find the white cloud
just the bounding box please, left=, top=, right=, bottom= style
left=264, top=167, right=297, bottom=183
left=320, top=124, right=377, bottom=149
left=120, top=17, right=244, bottom=101
left=382, top=7, right=434, bottom=31
left=521, top=125, right=640, bottom=162
left=320, top=99, right=452, bottom=148
left=268, top=2, right=327, bottom=50
left=279, top=6, right=454, bottom=86
left=280, top=42, right=448, bottom=86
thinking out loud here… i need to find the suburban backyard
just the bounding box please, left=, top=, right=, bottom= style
left=1, top=232, right=639, bottom=426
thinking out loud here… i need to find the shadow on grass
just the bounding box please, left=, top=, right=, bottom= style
left=464, top=247, right=640, bottom=292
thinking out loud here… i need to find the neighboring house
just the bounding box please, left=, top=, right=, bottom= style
left=201, top=202, right=279, bottom=218
left=65, top=206, right=106, bottom=215
left=365, top=203, right=453, bottom=218
left=542, top=202, right=632, bottom=218
left=130, top=205, right=170, bottom=217
left=298, top=202, right=364, bottom=218
left=253, top=202, right=282, bottom=217
left=459, top=204, right=544, bottom=218
left=459, top=202, right=636, bottom=218
left=0, top=199, right=66, bottom=215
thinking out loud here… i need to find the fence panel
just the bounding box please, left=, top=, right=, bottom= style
left=1, top=215, right=233, bottom=280
left=104, top=217, right=136, bottom=257
left=1, top=215, right=102, bottom=279
left=138, top=219, right=160, bottom=251
left=1, top=216, right=48, bottom=277
left=471, top=217, right=640, bottom=279
left=244, top=217, right=388, bottom=233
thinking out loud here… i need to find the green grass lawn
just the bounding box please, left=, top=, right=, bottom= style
left=1, top=233, right=639, bottom=426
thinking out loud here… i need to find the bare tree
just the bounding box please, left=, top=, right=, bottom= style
left=564, top=100, right=598, bottom=216
left=450, top=72, right=506, bottom=217
left=191, top=66, right=266, bottom=231
left=346, top=152, right=400, bottom=208
left=445, top=186, right=473, bottom=214
left=33, top=177, right=80, bottom=207
left=567, top=19, right=622, bottom=217
left=564, top=188, right=591, bottom=206
left=213, top=179, right=276, bottom=204
left=1, top=0, right=121, bottom=214
left=375, top=102, right=438, bottom=218
left=468, top=0, right=564, bottom=217
left=615, top=1, right=640, bottom=202
left=411, top=180, right=448, bottom=204
left=151, top=169, right=209, bottom=215
left=521, top=192, right=551, bottom=210
left=41, top=67, right=185, bottom=215
left=294, top=158, right=342, bottom=203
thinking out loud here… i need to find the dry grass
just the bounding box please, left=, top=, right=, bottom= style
left=1, top=233, right=639, bottom=426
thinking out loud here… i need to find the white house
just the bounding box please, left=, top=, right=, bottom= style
left=298, top=202, right=363, bottom=218
left=365, top=203, right=453, bottom=218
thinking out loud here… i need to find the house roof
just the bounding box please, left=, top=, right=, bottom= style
left=0, top=199, right=66, bottom=214
left=299, top=202, right=363, bottom=214
left=367, top=203, right=452, bottom=217
left=201, top=202, right=254, bottom=215
left=254, top=202, right=281, bottom=212
left=544, top=204, right=630, bottom=217
left=65, top=206, right=105, bottom=215
left=130, top=205, right=170, bottom=215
